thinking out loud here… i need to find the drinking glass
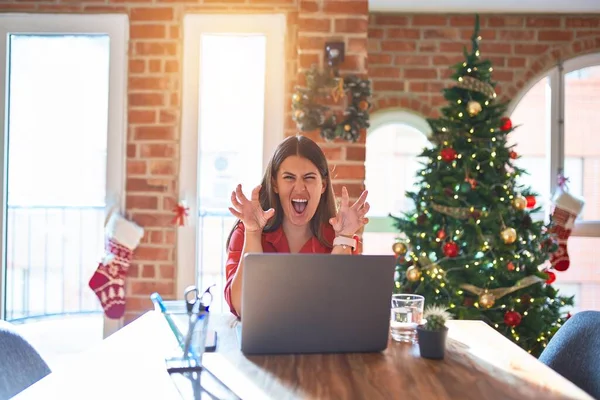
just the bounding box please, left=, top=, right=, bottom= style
left=390, top=294, right=424, bottom=343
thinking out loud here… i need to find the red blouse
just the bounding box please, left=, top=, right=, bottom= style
left=224, top=222, right=358, bottom=317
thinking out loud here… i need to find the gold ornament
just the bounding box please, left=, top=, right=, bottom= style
left=331, top=77, right=345, bottom=103
left=513, top=195, right=527, bottom=210
left=406, top=266, right=422, bottom=282
left=344, top=124, right=352, bottom=132
left=292, top=93, right=301, bottom=102
left=479, top=292, right=496, bottom=308
left=466, top=101, right=482, bottom=116
left=359, top=100, right=369, bottom=111
left=294, top=109, right=304, bottom=119
left=501, top=227, right=517, bottom=244
left=460, top=276, right=545, bottom=304
left=392, top=242, right=407, bottom=255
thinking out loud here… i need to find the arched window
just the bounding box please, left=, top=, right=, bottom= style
left=363, top=109, right=432, bottom=255
left=508, top=53, right=600, bottom=312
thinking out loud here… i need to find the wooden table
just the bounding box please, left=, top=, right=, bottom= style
left=15, top=311, right=594, bottom=400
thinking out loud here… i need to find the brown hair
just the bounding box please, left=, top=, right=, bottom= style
left=226, top=135, right=337, bottom=249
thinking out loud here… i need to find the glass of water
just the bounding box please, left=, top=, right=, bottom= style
left=390, top=294, right=424, bottom=343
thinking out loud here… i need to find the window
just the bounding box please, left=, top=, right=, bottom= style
left=178, top=14, right=285, bottom=314
left=0, top=14, right=128, bottom=362
left=363, top=110, right=432, bottom=255
left=508, top=53, right=600, bottom=312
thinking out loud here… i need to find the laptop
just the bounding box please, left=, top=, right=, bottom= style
left=239, top=253, right=396, bottom=355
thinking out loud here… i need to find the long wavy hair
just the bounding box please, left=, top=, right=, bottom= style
left=226, top=135, right=337, bottom=249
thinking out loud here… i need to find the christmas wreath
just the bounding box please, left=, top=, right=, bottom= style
left=291, top=65, right=371, bottom=142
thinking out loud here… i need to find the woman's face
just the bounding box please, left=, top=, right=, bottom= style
left=273, top=155, right=326, bottom=227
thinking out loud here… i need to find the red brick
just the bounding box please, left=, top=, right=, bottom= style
left=479, top=43, right=512, bottom=54
left=374, top=15, right=409, bottom=26
left=126, top=296, right=154, bottom=311
left=300, top=0, right=319, bottom=12
left=432, top=55, right=463, bottom=66
left=380, top=41, right=417, bottom=52
left=323, top=1, right=367, bottom=14
left=163, top=197, right=177, bottom=212
left=370, top=67, right=400, bottom=78
left=418, top=42, right=438, bottom=52
left=492, top=70, right=514, bottom=81
left=127, top=178, right=169, bottom=193
left=149, top=160, right=176, bottom=175
left=369, top=54, right=393, bottom=64
left=141, top=265, right=156, bottom=278
left=169, top=26, right=180, bottom=40
left=298, top=36, right=326, bottom=51
left=0, top=4, right=36, bottom=11
left=330, top=164, right=365, bottom=180
left=334, top=18, right=368, bottom=34
left=160, top=264, right=175, bottom=279
left=498, top=31, right=535, bottom=41
left=486, top=16, right=525, bottom=27
left=128, top=144, right=137, bottom=158
left=134, top=42, right=177, bottom=56
left=130, top=24, right=166, bottom=40
left=133, top=214, right=177, bottom=229
left=170, top=92, right=180, bottom=107
left=129, top=59, right=145, bottom=74
left=458, top=28, right=496, bottom=40
left=404, top=68, right=437, bottom=79
left=348, top=38, right=367, bottom=53
left=508, top=57, right=527, bottom=68
left=368, top=28, right=384, bottom=38
left=411, top=16, right=447, bottom=27
left=129, top=93, right=165, bottom=107
left=127, top=195, right=158, bottom=209
left=333, top=183, right=364, bottom=198
left=130, top=7, right=174, bottom=21
left=150, top=231, right=163, bottom=244
left=135, top=126, right=176, bottom=141
left=159, top=110, right=178, bottom=124
left=346, top=146, right=365, bottom=161
left=566, top=17, right=600, bottom=28
left=514, top=44, right=549, bottom=55
left=439, top=42, right=464, bottom=52
left=387, top=28, right=420, bottom=39
left=395, top=55, right=431, bottom=66
left=298, top=17, right=331, bottom=33
left=139, top=144, right=177, bottom=159
left=538, top=31, right=574, bottom=41
left=127, top=160, right=147, bottom=175
left=299, top=53, right=320, bottom=69
left=165, top=60, right=179, bottom=73
left=373, top=80, right=405, bottom=91
left=149, top=59, right=161, bottom=73
left=129, top=77, right=169, bottom=91
left=423, top=28, right=459, bottom=40
left=129, top=110, right=156, bottom=124
left=448, top=16, right=476, bottom=27
left=164, top=231, right=176, bottom=245
left=131, top=281, right=173, bottom=296
left=322, top=146, right=343, bottom=160
left=526, top=17, right=562, bottom=28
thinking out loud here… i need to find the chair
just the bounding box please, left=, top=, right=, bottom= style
left=0, top=321, right=51, bottom=400
left=539, top=310, right=600, bottom=400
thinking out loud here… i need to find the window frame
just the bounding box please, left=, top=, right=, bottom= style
left=364, top=109, right=432, bottom=233
left=506, top=52, right=600, bottom=238
left=0, top=14, right=129, bottom=335
left=177, top=14, right=286, bottom=296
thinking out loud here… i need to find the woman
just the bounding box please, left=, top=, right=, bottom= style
left=224, top=135, right=370, bottom=318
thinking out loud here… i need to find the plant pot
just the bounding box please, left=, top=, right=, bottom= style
left=417, top=325, right=448, bottom=360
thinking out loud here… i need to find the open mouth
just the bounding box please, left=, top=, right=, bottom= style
left=291, top=198, right=308, bottom=215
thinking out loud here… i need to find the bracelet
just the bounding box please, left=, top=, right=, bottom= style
left=333, top=236, right=356, bottom=251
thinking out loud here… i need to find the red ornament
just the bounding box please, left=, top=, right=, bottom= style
left=436, top=229, right=446, bottom=240
left=504, top=311, right=522, bottom=327
left=440, top=148, right=457, bottom=162
left=507, top=262, right=515, bottom=271
left=443, top=241, right=459, bottom=258
left=525, top=195, right=536, bottom=208
left=500, top=117, right=512, bottom=131
left=566, top=312, right=572, bottom=320
left=509, top=150, right=518, bottom=159
left=545, top=270, right=556, bottom=284
left=172, top=201, right=190, bottom=226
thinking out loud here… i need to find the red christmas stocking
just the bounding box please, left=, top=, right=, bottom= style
left=548, top=190, right=584, bottom=272
left=88, top=212, right=144, bottom=319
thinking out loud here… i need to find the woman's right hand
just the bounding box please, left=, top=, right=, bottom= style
left=228, top=184, right=275, bottom=233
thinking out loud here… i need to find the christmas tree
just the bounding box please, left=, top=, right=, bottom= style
left=391, top=15, right=573, bottom=357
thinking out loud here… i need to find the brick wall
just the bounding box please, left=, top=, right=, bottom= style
left=0, top=0, right=369, bottom=322
left=368, top=14, right=600, bottom=116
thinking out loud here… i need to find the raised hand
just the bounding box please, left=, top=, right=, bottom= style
left=228, top=184, right=275, bottom=233
left=329, top=186, right=370, bottom=237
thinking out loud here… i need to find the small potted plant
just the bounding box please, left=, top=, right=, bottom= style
left=417, top=305, right=452, bottom=360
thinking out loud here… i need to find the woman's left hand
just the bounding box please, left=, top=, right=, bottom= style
left=329, top=186, right=370, bottom=237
